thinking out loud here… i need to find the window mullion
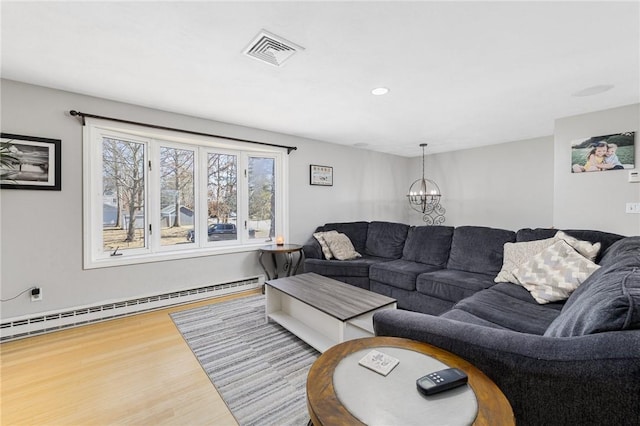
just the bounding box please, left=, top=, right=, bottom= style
left=198, top=147, right=209, bottom=246
left=239, top=153, right=249, bottom=244
left=148, top=141, right=160, bottom=251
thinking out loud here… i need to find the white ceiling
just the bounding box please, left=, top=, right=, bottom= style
left=2, top=1, right=639, bottom=157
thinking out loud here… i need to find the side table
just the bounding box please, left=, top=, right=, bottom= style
left=258, top=244, right=304, bottom=281
left=306, top=336, right=514, bottom=426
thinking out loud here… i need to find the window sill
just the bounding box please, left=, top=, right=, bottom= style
left=84, top=242, right=270, bottom=270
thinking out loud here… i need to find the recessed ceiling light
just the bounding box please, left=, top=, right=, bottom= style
left=572, top=84, right=614, bottom=97
left=371, top=87, right=389, bottom=96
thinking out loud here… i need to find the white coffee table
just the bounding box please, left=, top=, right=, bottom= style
left=265, top=273, right=397, bottom=353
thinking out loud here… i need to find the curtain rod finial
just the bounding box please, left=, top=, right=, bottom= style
left=69, top=110, right=85, bottom=125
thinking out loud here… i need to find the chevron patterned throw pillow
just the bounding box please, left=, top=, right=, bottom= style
left=513, top=240, right=600, bottom=304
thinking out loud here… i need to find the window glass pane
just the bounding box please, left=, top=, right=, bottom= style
left=159, top=146, right=195, bottom=246
left=102, top=137, right=146, bottom=253
left=248, top=156, right=275, bottom=240
left=206, top=153, right=237, bottom=242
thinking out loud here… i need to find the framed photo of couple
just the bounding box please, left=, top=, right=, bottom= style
left=571, top=131, right=635, bottom=174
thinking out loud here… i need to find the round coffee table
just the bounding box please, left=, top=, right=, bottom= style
left=306, top=336, right=514, bottom=426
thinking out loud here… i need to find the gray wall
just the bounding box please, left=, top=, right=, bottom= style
left=410, top=104, right=639, bottom=236
left=554, top=104, right=640, bottom=235
left=0, top=80, right=410, bottom=319
left=417, top=137, right=555, bottom=230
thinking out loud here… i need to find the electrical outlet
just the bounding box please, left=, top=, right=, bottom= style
left=30, top=287, right=42, bottom=302
left=626, top=203, right=640, bottom=214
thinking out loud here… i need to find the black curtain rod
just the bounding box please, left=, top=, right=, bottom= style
left=69, top=110, right=297, bottom=154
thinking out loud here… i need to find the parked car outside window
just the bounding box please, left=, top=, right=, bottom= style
left=187, top=223, right=237, bottom=242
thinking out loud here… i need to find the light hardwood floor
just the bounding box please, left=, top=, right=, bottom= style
left=1, top=290, right=261, bottom=425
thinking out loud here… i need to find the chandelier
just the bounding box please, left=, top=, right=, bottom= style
left=407, top=143, right=446, bottom=225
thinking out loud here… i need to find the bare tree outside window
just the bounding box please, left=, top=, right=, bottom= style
left=159, top=146, right=195, bottom=246
left=102, top=137, right=146, bottom=252
left=206, top=153, right=238, bottom=241
left=248, top=157, right=275, bottom=239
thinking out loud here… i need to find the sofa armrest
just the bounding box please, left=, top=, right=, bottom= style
left=373, top=309, right=640, bottom=426
left=302, top=235, right=323, bottom=259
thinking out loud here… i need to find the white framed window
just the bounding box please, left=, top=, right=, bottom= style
left=83, top=118, right=288, bottom=269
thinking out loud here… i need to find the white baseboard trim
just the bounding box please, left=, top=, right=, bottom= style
left=0, top=275, right=264, bottom=342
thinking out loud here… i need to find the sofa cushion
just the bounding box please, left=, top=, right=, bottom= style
left=416, top=269, right=496, bottom=303
left=321, top=221, right=369, bottom=254
left=370, top=260, right=442, bottom=291
left=446, top=226, right=516, bottom=275
left=545, top=260, right=640, bottom=337
left=495, top=237, right=558, bottom=284
left=402, top=225, right=454, bottom=267
left=513, top=240, right=600, bottom=304
left=303, top=256, right=385, bottom=277
left=451, top=285, right=563, bottom=334
left=365, top=221, right=409, bottom=259
left=440, top=309, right=512, bottom=330
left=515, top=228, right=557, bottom=242
left=323, top=232, right=361, bottom=260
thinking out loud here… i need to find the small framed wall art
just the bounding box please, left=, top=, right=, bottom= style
left=310, top=164, right=333, bottom=186
left=1, top=133, right=62, bottom=190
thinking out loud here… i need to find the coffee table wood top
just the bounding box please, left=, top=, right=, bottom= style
left=307, top=337, right=515, bottom=426
left=265, top=273, right=396, bottom=321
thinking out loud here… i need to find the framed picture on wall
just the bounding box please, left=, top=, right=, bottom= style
left=570, top=131, right=635, bottom=173
left=0, top=133, right=62, bottom=190
left=310, top=164, right=333, bottom=186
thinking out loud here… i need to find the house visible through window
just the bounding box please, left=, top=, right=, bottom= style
left=83, top=119, right=287, bottom=269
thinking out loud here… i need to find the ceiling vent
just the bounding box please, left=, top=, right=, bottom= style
left=243, top=30, right=304, bottom=67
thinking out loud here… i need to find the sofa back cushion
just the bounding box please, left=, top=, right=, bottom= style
left=447, top=226, right=516, bottom=275
left=544, top=255, right=640, bottom=337
left=322, top=221, right=369, bottom=254
left=515, top=228, right=557, bottom=242
left=365, top=221, right=409, bottom=259
left=402, top=226, right=454, bottom=267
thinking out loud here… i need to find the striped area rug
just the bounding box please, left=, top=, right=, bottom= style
left=170, top=295, right=319, bottom=426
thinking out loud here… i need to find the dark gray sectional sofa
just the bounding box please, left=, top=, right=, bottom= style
left=302, top=221, right=640, bottom=426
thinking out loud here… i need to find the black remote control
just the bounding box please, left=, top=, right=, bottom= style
left=416, top=368, right=468, bottom=396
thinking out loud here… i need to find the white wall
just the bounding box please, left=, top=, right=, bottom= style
left=0, top=80, right=410, bottom=319
left=553, top=104, right=640, bottom=235
left=415, top=137, right=555, bottom=230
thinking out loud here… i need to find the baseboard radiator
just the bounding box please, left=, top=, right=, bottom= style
left=0, top=275, right=263, bottom=342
